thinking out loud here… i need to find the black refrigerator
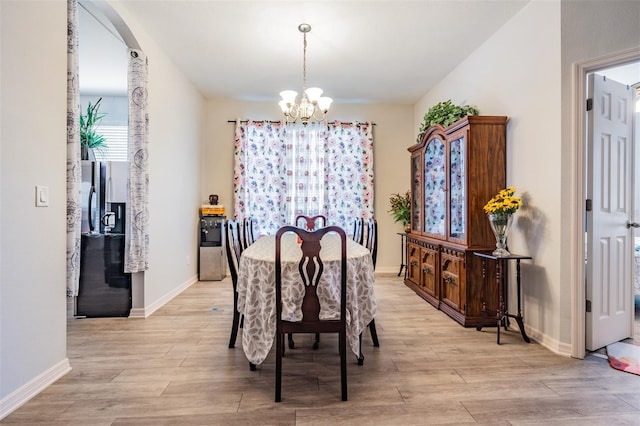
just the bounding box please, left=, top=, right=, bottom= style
left=77, top=161, right=131, bottom=317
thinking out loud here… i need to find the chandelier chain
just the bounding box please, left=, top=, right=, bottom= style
left=278, top=23, right=332, bottom=125
left=302, top=32, right=307, bottom=92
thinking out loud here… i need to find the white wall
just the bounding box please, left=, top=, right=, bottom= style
left=203, top=99, right=414, bottom=273
left=108, top=1, right=205, bottom=313
left=0, top=0, right=70, bottom=410
left=414, top=1, right=566, bottom=352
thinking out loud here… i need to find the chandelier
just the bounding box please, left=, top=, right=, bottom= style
left=279, top=23, right=332, bottom=125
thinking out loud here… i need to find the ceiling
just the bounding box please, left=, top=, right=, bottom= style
left=79, top=1, right=639, bottom=104
left=79, top=0, right=531, bottom=103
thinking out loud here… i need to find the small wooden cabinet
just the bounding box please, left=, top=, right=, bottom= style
left=404, top=116, right=507, bottom=327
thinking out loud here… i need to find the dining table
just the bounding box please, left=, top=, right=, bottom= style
left=236, top=231, right=377, bottom=366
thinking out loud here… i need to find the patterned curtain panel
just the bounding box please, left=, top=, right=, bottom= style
left=233, top=120, right=290, bottom=234
left=125, top=48, right=149, bottom=273
left=234, top=120, right=374, bottom=235
left=66, top=0, right=81, bottom=297
left=325, top=121, right=375, bottom=226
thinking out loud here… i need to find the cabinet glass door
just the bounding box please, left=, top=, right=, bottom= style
left=449, top=136, right=466, bottom=240
left=411, top=152, right=422, bottom=232
left=423, top=138, right=446, bottom=237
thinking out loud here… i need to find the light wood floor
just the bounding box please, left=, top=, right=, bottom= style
left=3, top=274, right=640, bottom=425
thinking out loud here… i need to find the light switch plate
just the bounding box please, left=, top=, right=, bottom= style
left=36, top=185, right=49, bottom=207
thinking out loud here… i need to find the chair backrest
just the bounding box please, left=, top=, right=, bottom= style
left=352, top=218, right=364, bottom=244
left=275, top=225, right=347, bottom=329
left=295, top=214, right=327, bottom=231
left=364, top=218, right=378, bottom=269
left=242, top=217, right=256, bottom=248
left=224, top=220, right=243, bottom=287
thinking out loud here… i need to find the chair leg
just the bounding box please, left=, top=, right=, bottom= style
left=368, top=319, right=380, bottom=347
left=275, top=332, right=283, bottom=402
left=357, top=332, right=364, bottom=365
left=288, top=333, right=295, bottom=349
left=313, top=333, right=320, bottom=350
left=228, top=309, right=241, bottom=349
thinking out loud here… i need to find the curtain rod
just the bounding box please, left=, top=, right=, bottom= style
left=227, top=120, right=376, bottom=126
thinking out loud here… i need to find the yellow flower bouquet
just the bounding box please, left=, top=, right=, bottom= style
left=483, top=186, right=522, bottom=216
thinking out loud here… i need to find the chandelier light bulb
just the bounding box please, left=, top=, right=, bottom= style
left=318, top=96, right=333, bottom=112
left=305, top=87, right=323, bottom=103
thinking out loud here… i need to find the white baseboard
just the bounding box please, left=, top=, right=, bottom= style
left=128, top=274, right=198, bottom=318
left=512, top=324, right=572, bottom=357
left=0, top=358, right=71, bottom=420
left=374, top=267, right=406, bottom=276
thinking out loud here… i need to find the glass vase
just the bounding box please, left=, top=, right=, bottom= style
left=488, top=213, right=513, bottom=257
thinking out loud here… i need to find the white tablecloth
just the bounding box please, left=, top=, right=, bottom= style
left=237, top=232, right=377, bottom=365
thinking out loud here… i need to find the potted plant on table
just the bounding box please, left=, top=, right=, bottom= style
left=80, top=97, right=108, bottom=160
left=389, top=191, right=411, bottom=233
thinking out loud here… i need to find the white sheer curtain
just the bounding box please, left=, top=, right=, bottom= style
left=234, top=120, right=374, bottom=236
left=284, top=122, right=328, bottom=224
left=66, top=0, right=81, bottom=297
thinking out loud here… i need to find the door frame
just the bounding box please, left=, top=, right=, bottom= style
left=571, top=46, right=640, bottom=359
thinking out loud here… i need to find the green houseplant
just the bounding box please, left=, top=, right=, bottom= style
left=80, top=97, right=108, bottom=159
left=389, top=191, right=411, bottom=232
left=416, top=99, right=478, bottom=143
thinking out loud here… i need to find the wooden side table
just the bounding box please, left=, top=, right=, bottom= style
left=473, top=252, right=532, bottom=345
left=397, top=232, right=407, bottom=278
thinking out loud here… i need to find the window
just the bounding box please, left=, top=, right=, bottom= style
left=234, top=120, right=375, bottom=235
left=94, top=125, right=128, bottom=162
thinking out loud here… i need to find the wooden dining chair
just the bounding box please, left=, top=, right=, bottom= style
left=361, top=218, right=380, bottom=349
left=352, top=217, right=364, bottom=244
left=290, top=215, right=327, bottom=349
left=224, top=219, right=244, bottom=349
left=295, top=214, right=327, bottom=231
left=242, top=216, right=256, bottom=249
left=275, top=225, right=348, bottom=402
left=364, top=218, right=378, bottom=268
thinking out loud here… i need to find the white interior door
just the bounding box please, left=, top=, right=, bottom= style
left=586, top=73, right=634, bottom=351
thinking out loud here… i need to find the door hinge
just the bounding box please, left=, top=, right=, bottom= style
left=585, top=199, right=592, bottom=212
left=586, top=300, right=592, bottom=313
left=586, top=98, right=593, bottom=111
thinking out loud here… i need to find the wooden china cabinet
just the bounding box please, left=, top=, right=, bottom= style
left=405, top=115, right=508, bottom=327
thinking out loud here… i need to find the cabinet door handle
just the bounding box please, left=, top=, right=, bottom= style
left=627, top=221, right=640, bottom=228
left=443, top=275, right=455, bottom=284
left=410, top=260, right=417, bottom=266
left=422, top=265, right=432, bottom=274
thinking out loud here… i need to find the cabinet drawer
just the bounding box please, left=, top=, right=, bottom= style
left=440, top=249, right=465, bottom=313
left=407, top=242, right=421, bottom=286
left=420, top=246, right=438, bottom=297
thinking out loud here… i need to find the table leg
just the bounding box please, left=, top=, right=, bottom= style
left=476, top=258, right=488, bottom=332
left=496, top=259, right=504, bottom=345
left=514, top=259, right=531, bottom=343
left=397, top=234, right=406, bottom=277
